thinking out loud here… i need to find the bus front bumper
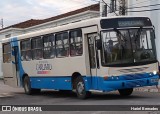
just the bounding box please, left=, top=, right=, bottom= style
left=99, top=75, right=159, bottom=92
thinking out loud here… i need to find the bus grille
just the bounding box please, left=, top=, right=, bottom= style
left=118, top=67, right=148, bottom=73
left=124, top=74, right=148, bottom=80
left=116, top=73, right=152, bottom=81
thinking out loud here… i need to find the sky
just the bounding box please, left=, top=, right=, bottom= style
left=0, top=0, right=98, bottom=28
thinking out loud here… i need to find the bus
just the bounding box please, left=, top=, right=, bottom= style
left=2, top=16, right=159, bottom=99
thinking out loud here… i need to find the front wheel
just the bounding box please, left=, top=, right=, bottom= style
left=75, top=77, right=91, bottom=99
left=23, top=76, right=41, bottom=95
left=118, top=88, right=133, bottom=96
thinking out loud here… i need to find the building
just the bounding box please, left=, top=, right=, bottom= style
left=0, top=4, right=100, bottom=77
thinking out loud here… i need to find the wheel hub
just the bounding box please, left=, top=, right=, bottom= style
left=77, top=82, right=84, bottom=95
left=25, top=81, right=29, bottom=92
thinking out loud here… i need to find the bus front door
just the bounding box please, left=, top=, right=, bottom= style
left=88, top=33, right=99, bottom=89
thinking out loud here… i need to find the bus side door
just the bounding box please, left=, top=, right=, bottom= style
left=87, top=33, right=99, bottom=89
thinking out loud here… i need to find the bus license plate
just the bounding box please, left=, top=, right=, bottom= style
left=151, top=78, right=159, bottom=83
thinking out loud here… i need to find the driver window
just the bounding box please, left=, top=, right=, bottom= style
left=102, top=30, right=133, bottom=64
left=102, top=31, right=120, bottom=63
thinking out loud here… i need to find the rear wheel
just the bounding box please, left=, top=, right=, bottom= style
left=75, top=76, right=91, bottom=99
left=118, top=88, right=133, bottom=96
left=23, top=76, right=40, bottom=95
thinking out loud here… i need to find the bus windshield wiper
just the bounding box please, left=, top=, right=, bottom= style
left=113, top=28, right=126, bottom=41
left=135, top=27, right=143, bottom=42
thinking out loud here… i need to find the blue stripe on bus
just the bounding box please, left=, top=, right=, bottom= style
left=30, top=77, right=72, bottom=90
left=10, top=37, right=25, bottom=86
left=30, top=76, right=90, bottom=90
left=29, top=74, right=159, bottom=91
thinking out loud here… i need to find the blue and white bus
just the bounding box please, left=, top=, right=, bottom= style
left=2, top=16, right=159, bottom=99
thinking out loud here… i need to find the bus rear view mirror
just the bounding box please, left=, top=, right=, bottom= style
left=96, top=39, right=102, bottom=50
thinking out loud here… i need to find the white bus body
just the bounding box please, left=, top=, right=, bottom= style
left=2, top=16, right=159, bottom=99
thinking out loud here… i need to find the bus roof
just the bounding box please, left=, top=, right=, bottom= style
left=2, top=16, right=151, bottom=43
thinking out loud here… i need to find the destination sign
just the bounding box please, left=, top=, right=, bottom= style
left=118, top=20, right=144, bottom=27
left=101, top=17, right=152, bottom=29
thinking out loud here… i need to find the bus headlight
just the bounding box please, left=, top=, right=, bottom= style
left=153, top=71, right=157, bottom=75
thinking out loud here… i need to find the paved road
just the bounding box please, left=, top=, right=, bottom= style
left=0, top=80, right=160, bottom=114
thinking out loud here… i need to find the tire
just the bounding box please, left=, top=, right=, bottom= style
left=23, top=76, right=40, bottom=95
left=75, top=76, right=91, bottom=99
left=118, top=88, right=133, bottom=96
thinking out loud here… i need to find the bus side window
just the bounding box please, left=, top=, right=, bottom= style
left=32, top=37, right=43, bottom=60
left=3, top=43, right=11, bottom=63
left=69, top=29, right=82, bottom=56
left=55, top=32, right=69, bottom=57
left=43, top=34, right=55, bottom=59
left=21, top=39, right=32, bottom=61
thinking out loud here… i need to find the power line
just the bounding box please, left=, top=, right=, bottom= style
left=128, top=3, right=160, bottom=10
left=128, top=8, right=160, bottom=13
left=128, top=0, right=159, bottom=7
left=126, top=3, right=160, bottom=13
left=103, top=2, right=160, bottom=14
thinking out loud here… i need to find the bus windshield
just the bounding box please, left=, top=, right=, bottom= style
left=101, top=28, right=157, bottom=66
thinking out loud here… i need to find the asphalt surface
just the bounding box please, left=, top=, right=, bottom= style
left=0, top=80, right=160, bottom=114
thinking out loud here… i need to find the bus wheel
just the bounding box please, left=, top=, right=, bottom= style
left=75, top=76, right=91, bottom=99
left=23, top=76, right=40, bottom=95
left=118, top=88, right=133, bottom=96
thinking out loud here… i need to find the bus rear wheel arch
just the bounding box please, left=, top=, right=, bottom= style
left=71, top=72, right=81, bottom=90
left=118, top=88, right=133, bottom=96
left=23, top=75, right=41, bottom=95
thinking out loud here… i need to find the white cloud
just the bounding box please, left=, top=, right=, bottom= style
left=0, top=0, right=98, bottom=27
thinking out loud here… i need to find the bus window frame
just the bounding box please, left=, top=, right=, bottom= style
left=3, top=42, right=11, bottom=63
left=43, top=33, right=55, bottom=59
left=20, top=39, right=32, bottom=61
left=31, top=36, right=44, bottom=60
left=55, top=31, right=69, bottom=58
left=69, top=29, right=83, bottom=57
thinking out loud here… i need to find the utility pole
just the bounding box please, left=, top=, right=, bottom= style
left=0, top=18, right=3, bottom=29
left=100, top=0, right=106, bottom=17
left=119, top=0, right=126, bottom=15
left=100, top=0, right=118, bottom=17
